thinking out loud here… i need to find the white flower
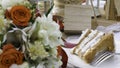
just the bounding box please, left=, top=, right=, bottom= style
left=0, top=18, right=11, bottom=34
left=36, top=57, right=62, bottom=68
left=45, top=57, right=62, bottom=68
left=1, top=0, right=24, bottom=9
left=49, top=47, right=58, bottom=56
left=10, top=64, right=18, bottom=68
left=35, top=14, right=64, bottom=48
left=35, top=15, right=59, bottom=32
left=10, top=62, right=29, bottom=68
left=38, top=30, right=49, bottom=45
left=18, top=62, right=29, bottom=68
left=37, top=63, right=45, bottom=68
left=28, top=41, right=49, bottom=60
left=48, top=30, right=64, bottom=48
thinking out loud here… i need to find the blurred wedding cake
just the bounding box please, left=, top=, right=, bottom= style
left=72, top=29, right=115, bottom=63
left=52, top=0, right=83, bottom=17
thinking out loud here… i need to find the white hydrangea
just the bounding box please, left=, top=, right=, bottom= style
left=0, top=16, right=11, bottom=34
left=35, top=14, right=64, bottom=48
left=28, top=41, right=49, bottom=60
left=1, top=0, right=24, bottom=9
left=36, top=57, right=62, bottom=68
left=44, top=57, right=62, bottom=68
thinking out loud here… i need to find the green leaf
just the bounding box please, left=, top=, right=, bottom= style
left=0, top=34, right=3, bottom=41
left=45, top=4, right=54, bottom=17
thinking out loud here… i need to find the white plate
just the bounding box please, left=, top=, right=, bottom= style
left=64, top=32, right=120, bottom=68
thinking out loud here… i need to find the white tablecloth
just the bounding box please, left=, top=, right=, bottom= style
left=63, top=32, right=120, bottom=68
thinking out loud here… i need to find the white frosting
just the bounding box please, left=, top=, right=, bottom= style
left=81, top=32, right=104, bottom=54
left=74, top=29, right=89, bottom=54
left=75, top=29, right=89, bottom=44
left=75, top=30, right=98, bottom=54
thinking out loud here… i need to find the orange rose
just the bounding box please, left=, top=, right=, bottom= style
left=2, top=44, right=15, bottom=52
left=5, top=10, right=11, bottom=20
left=57, top=46, right=68, bottom=68
left=0, top=44, right=24, bottom=68
left=10, top=5, right=31, bottom=27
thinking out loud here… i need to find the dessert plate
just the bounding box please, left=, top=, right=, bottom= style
left=64, top=32, right=120, bottom=68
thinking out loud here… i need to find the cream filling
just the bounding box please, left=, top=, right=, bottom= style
left=81, top=32, right=104, bottom=54
left=75, top=30, right=98, bottom=54
left=75, top=29, right=90, bottom=44
left=74, top=29, right=89, bottom=54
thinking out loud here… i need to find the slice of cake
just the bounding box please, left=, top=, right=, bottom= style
left=72, top=29, right=115, bottom=63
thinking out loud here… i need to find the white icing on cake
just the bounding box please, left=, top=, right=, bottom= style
left=75, top=29, right=98, bottom=54
left=72, top=29, right=114, bottom=63
left=75, top=29, right=89, bottom=44
left=81, top=32, right=104, bottom=54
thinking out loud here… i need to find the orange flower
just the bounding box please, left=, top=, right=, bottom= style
left=0, top=44, right=24, bottom=68
left=57, top=46, right=68, bottom=68
left=2, top=44, right=15, bottom=52
left=10, top=5, right=31, bottom=27
left=5, top=10, right=11, bottom=20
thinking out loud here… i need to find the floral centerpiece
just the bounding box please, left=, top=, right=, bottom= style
left=0, top=0, right=64, bottom=68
